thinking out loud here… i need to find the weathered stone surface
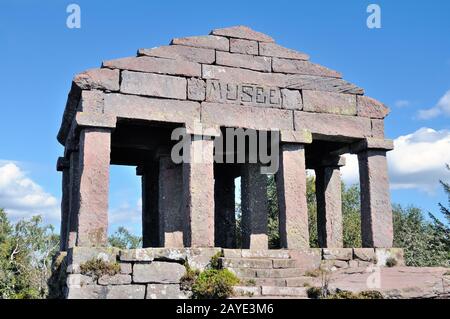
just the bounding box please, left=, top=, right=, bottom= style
left=321, top=260, right=349, bottom=270
left=256, top=268, right=305, bottom=278
left=182, top=138, right=215, bottom=247
left=120, top=263, right=132, bottom=274
left=202, top=65, right=363, bottom=94
left=228, top=268, right=257, bottom=278
left=220, top=258, right=273, bottom=269
left=241, top=250, right=290, bottom=259
left=74, top=68, right=120, bottom=91
left=202, top=102, right=293, bottom=131
left=98, top=274, right=132, bottom=285
left=353, top=248, right=376, bottom=262
left=186, top=248, right=222, bottom=270
left=358, top=150, right=393, bottom=248
left=216, top=51, right=271, bottom=72
left=348, top=260, right=359, bottom=268
left=241, top=164, right=268, bottom=250
left=75, top=112, right=116, bottom=129
left=371, top=119, right=385, bottom=138
left=259, top=42, right=309, bottom=60
left=211, top=26, right=274, bottom=43
left=187, top=78, right=206, bottom=101
left=171, top=35, right=229, bottom=51
left=280, top=129, right=312, bottom=144
left=103, top=56, right=200, bottom=77
left=261, top=286, right=308, bottom=297
left=294, top=111, right=372, bottom=140
left=288, top=249, right=322, bottom=271
left=133, top=262, right=185, bottom=283
left=303, top=90, right=357, bottom=116
left=66, top=285, right=146, bottom=299
left=78, top=90, right=104, bottom=113
left=352, top=138, right=394, bottom=153
left=375, top=248, right=405, bottom=266
left=230, top=38, right=258, bottom=55
left=66, top=274, right=95, bottom=287
left=281, top=89, right=302, bottom=110
left=146, top=284, right=188, bottom=299
left=120, top=70, right=187, bottom=99
left=104, top=93, right=200, bottom=124
left=205, top=79, right=282, bottom=108
left=272, top=259, right=297, bottom=269
left=138, top=45, right=215, bottom=64
left=158, top=157, right=184, bottom=248
left=322, top=248, right=353, bottom=261
left=285, top=277, right=314, bottom=287
left=76, top=129, right=111, bottom=247
left=273, top=58, right=341, bottom=78
left=120, top=248, right=188, bottom=262
left=234, top=286, right=261, bottom=297
left=315, top=165, right=343, bottom=248
left=223, top=249, right=242, bottom=258
left=357, top=95, right=390, bottom=119
left=276, top=144, right=309, bottom=249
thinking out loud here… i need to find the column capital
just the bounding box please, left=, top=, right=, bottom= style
left=280, top=129, right=312, bottom=144
left=185, top=122, right=221, bottom=137
left=352, top=138, right=394, bottom=153
left=75, top=111, right=117, bottom=130
left=56, top=156, right=70, bottom=172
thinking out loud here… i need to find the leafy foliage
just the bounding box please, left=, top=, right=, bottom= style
left=0, top=209, right=59, bottom=299
left=191, top=269, right=239, bottom=299
left=108, top=226, right=142, bottom=249
left=79, top=258, right=120, bottom=280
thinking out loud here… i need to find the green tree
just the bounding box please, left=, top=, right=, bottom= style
left=108, top=226, right=142, bottom=249
left=0, top=209, right=59, bottom=299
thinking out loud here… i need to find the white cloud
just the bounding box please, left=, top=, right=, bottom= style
left=341, top=128, right=450, bottom=193
left=0, top=162, right=60, bottom=224
left=417, top=90, right=450, bottom=119
left=109, top=198, right=142, bottom=235
left=394, top=100, right=410, bottom=108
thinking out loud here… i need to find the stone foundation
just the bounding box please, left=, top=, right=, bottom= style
left=58, top=247, right=404, bottom=299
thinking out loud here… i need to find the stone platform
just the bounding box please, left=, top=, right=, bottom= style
left=57, top=247, right=412, bottom=299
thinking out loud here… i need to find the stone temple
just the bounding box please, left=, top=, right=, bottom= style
left=55, top=26, right=402, bottom=299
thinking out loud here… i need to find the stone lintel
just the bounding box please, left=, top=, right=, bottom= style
left=57, top=156, right=70, bottom=172
left=352, top=138, right=394, bottom=153
left=318, top=155, right=346, bottom=168
left=185, top=122, right=221, bottom=137
left=280, top=129, right=312, bottom=144
left=75, top=112, right=117, bottom=129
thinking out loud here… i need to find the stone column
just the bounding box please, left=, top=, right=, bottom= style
left=182, top=135, right=216, bottom=247
left=57, top=157, right=70, bottom=251
left=315, top=156, right=345, bottom=248
left=76, top=128, right=112, bottom=247
left=67, top=150, right=80, bottom=249
left=275, top=130, right=312, bottom=249
left=159, top=156, right=184, bottom=248
left=214, top=166, right=236, bottom=248
left=355, top=139, right=394, bottom=248
left=139, top=163, right=160, bottom=248
left=241, top=164, right=268, bottom=250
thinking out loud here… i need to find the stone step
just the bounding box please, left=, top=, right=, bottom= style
left=229, top=267, right=306, bottom=278
left=220, top=257, right=298, bottom=269
left=261, top=286, right=308, bottom=297
left=239, top=276, right=315, bottom=287
left=223, top=249, right=290, bottom=259
left=220, top=258, right=273, bottom=269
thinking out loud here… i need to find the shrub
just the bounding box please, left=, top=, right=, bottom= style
left=180, top=263, right=200, bottom=291
left=306, top=287, right=322, bottom=299
left=79, top=258, right=120, bottom=280
left=358, top=290, right=384, bottom=299
left=385, top=257, right=397, bottom=268
left=191, top=269, right=239, bottom=299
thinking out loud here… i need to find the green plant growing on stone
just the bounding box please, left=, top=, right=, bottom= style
left=385, top=257, right=397, bottom=268
left=209, top=251, right=224, bottom=270
left=180, top=261, right=200, bottom=291
left=245, top=279, right=256, bottom=286
left=304, top=268, right=322, bottom=278
left=191, top=268, right=239, bottom=299
left=79, top=258, right=120, bottom=280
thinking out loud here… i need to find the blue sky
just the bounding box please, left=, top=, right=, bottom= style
left=0, top=0, right=449, bottom=235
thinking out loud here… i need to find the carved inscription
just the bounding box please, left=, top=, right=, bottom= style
left=206, top=79, right=281, bottom=108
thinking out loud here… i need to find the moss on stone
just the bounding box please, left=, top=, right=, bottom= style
left=79, top=258, right=120, bottom=280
